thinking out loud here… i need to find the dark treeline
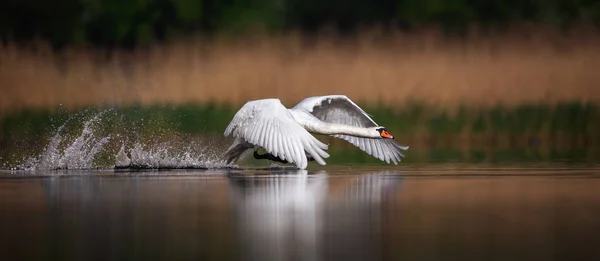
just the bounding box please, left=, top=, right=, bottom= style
left=1, top=0, right=600, bottom=48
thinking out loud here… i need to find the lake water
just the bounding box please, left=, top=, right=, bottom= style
left=1, top=166, right=599, bottom=261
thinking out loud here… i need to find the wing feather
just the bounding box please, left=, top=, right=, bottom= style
left=294, top=95, right=409, bottom=164
left=257, top=121, right=266, bottom=146
left=224, top=99, right=329, bottom=169
left=266, top=121, right=274, bottom=152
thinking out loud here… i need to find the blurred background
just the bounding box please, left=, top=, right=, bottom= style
left=1, top=0, right=600, bottom=167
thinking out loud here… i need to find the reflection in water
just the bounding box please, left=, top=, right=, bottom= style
left=2, top=173, right=237, bottom=261
left=230, top=170, right=327, bottom=261
left=0, top=168, right=599, bottom=261
left=228, top=170, right=402, bottom=261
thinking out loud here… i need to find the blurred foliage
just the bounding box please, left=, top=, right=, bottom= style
left=1, top=101, right=598, bottom=167
left=1, top=0, right=600, bottom=48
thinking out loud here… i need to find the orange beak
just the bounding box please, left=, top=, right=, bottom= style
left=381, top=130, right=394, bottom=139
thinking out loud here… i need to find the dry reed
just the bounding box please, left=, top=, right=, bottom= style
left=1, top=28, right=600, bottom=113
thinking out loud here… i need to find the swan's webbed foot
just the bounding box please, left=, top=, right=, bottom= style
left=253, top=151, right=316, bottom=164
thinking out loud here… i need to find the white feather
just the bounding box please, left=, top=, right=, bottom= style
left=224, top=95, right=409, bottom=169
left=224, top=99, right=329, bottom=169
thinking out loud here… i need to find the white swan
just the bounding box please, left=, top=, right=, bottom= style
left=223, top=95, right=409, bottom=169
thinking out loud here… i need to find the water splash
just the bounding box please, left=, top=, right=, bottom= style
left=15, top=111, right=111, bottom=170
left=120, top=141, right=233, bottom=169
left=10, top=109, right=235, bottom=171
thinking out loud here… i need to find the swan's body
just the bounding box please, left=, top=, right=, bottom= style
left=223, top=95, right=409, bottom=169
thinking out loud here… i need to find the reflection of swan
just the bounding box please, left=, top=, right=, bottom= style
left=228, top=169, right=403, bottom=261
left=335, top=171, right=403, bottom=205
left=223, top=95, right=409, bottom=169
left=229, top=170, right=327, bottom=261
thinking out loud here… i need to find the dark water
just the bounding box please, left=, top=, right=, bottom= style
left=1, top=167, right=599, bottom=261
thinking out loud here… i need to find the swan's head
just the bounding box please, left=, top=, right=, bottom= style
left=375, top=127, right=394, bottom=139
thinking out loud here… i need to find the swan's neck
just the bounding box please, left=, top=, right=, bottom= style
left=290, top=109, right=381, bottom=138
left=306, top=122, right=379, bottom=138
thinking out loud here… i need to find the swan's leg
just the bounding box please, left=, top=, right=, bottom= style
left=253, top=150, right=316, bottom=163
left=253, top=150, right=289, bottom=164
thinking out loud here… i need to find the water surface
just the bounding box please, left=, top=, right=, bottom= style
left=1, top=167, right=599, bottom=261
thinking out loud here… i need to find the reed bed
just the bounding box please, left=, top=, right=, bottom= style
left=1, top=28, right=600, bottom=113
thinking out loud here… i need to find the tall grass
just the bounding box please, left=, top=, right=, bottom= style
left=1, top=28, right=600, bottom=113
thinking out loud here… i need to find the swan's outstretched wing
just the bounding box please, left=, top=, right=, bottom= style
left=293, top=95, right=409, bottom=164
left=224, top=99, right=329, bottom=169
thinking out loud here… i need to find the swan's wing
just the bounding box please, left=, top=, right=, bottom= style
left=293, top=95, right=378, bottom=128
left=294, top=95, right=409, bottom=164
left=224, top=99, right=329, bottom=169
left=330, top=135, right=407, bottom=164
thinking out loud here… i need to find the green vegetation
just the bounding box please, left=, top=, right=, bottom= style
left=2, top=0, right=600, bottom=48
left=1, top=101, right=598, bottom=168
